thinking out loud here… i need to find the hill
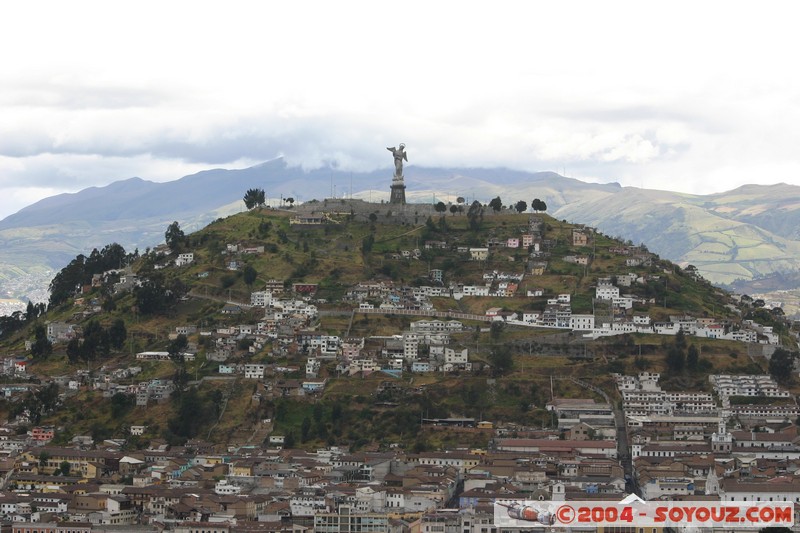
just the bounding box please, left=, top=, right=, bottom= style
left=8, top=161, right=800, bottom=310
left=0, top=206, right=791, bottom=452
left=555, top=183, right=800, bottom=287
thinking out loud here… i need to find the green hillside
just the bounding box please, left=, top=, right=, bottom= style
left=555, top=186, right=800, bottom=287
left=0, top=204, right=793, bottom=452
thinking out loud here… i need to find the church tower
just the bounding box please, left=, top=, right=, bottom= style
left=711, top=418, right=733, bottom=454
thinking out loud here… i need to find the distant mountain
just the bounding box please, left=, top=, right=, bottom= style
left=553, top=183, right=800, bottom=287
left=2, top=159, right=800, bottom=304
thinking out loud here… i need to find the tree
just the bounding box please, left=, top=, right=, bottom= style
left=165, top=221, right=186, bottom=252
left=489, top=346, right=514, bottom=376
left=361, top=234, right=374, bottom=253
left=111, top=392, right=135, bottom=419
left=467, top=200, right=484, bottom=231
left=531, top=198, right=548, bottom=212
left=81, top=319, right=111, bottom=361
left=135, top=278, right=176, bottom=315
left=489, top=196, right=503, bottom=212
left=243, top=188, right=266, bottom=209
left=48, top=243, right=129, bottom=308
left=243, top=265, right=258, bottom=286
left=22, top=383, right=60, bottom=424
left=449, top=204, right=458, bottom=216
left=108, top=318, right=127, bottom=350
left=675, top=329, right=687, bottom=350
left=687, top=344, right=699, bottom=371
left=48, top=254, right=88, bottom=308
left=456, top=197, right=465, bottom=204
left=434, top=201, right=447, bottom=214
left=39, top=451, right=51, bottom=467
left=490, top=321, right=504, bottom=340
left=515, top=200, right=528, bottom=213
left=66, top=338, right=82, bottom=364
left=30, top=324, right=53, bottom=359
left=0, top=311, right=26, bottom=339
left=285, top=197, right=295, bottom=207
left=168, top=334, right=189, bottom=364
left=769, top=348, right=796, bottom=384
left=313, top=403, right=324, bottom=424
left=665, top=346, right=685, bottom=373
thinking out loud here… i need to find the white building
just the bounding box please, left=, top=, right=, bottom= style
left=469, top=248, right=489, bottom=261
left=175, top=253, right=194, bottom=267
left=720, top=478, right=800, bottom=503
left=403, top=332, right=420, bottom=361
left=595, top=284, right=620, bottom=300
left=244, top=364, right=265, bottom=379
left=444, top=347, right=469, bottom=365
left=250, top=291, right=275, bottom=307
left=570, top=314, right=595, bottom=330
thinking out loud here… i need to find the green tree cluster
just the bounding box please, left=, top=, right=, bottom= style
left=0, top=311, right=26, bottom=339
left=49, top=243, right=135, bottom=308
left=165, top=221, right=186, bottom=251
left=168, top=334, right=189, bottom=363
left=243, top=188, right=266, bottom=209
left=134, top=276, right=184, bottom=315
left=467, top=200, right=484, bottom=231
left=531, top=198, right=547, bottom=212
left=663, top=330, right=709, bottom=374
left=110, top=392, right=135, bottom=419
left=165, top=387, right=221, bottom=445
left=66, top=318, right=127, bottom=364
left=30, top=324, right=53, bottom=359
left=12, top=383, right=60, bottom=424
left=769, top=348, right=797, bottom=384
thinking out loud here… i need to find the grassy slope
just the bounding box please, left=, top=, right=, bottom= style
left=0, top=207, right=777, bottom=451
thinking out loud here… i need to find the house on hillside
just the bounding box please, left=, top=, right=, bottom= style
left=469, top=248, right=489, bottom=261
left=175, top=253, right=194, bottom=267
left=529, top=262, right=547, bottom=275
left=572, top=229, right=589, bottom=246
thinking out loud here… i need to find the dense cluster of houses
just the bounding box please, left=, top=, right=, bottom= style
left=3, top=367, right=800, bottom=533
left=603, top=371, right=800, bottom=509
left=6, top=216, right=800, bottom=532
left=342, top=270, right=777, bottom=348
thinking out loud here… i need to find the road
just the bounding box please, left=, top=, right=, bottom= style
left=558, top=376, right=637, bottom=495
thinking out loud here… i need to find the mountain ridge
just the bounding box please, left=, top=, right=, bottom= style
left=4, top=160, right=800, bottom=307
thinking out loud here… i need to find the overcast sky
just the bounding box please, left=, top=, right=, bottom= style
left=1, top=1, right=799, bottom=220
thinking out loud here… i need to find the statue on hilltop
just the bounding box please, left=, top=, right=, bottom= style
left=387, top=143, right=407, bottom=205
left=387, top=144, right=407, bottom=181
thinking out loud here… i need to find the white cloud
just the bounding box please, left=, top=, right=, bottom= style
left=1, top=1, right=800, bottom=219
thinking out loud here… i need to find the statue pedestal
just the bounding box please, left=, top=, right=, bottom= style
left=390, top=178, right=406, bottom=205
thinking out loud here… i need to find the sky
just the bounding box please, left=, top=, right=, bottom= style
left=1, top=1, right=799, bottom=220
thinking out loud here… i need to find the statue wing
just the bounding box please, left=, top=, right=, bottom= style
left=387, top=146, right=395, bottom=152
left=403, top=152, right=408, bottom=162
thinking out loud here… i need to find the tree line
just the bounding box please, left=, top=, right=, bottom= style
left=242, top=188, right=294, bottom=210
left=48, top=243, right=137, bottom=308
